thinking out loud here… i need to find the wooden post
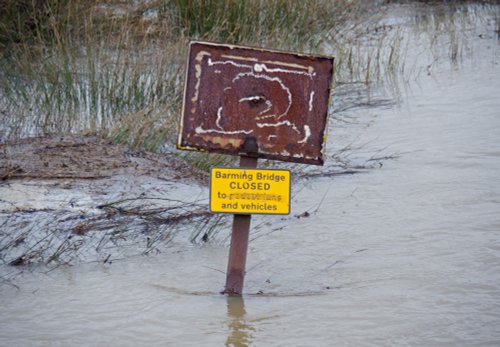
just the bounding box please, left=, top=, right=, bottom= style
left=223, top=155, right=258, bottom=295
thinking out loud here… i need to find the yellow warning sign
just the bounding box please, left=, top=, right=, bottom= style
left=210, top=168, right=291, bottom=215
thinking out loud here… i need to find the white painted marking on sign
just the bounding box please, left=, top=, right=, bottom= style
left=258, top=100, right=273, bottom=116
left=220, top=54, right=259, bottom=63
left=191, top=51, right=211, bottom=103
left=192, top=55, right=319, bottom=143
left=216, top=107, right=224, bottom=130
left=256, top=120, right=300, bottom=134
left=298, top=125, right=311, bottom=144
left=195, top=126, right=253, bottom=135
left=239, top=96, right=265, bottom=103
left=308, top=91, right=315, bottom=112
left=191, top=64, right=202, bottom=103
left=208, top=58, right=250, bottom=70
left=253, top=63, right=314, bottom=78
left=232, top=72, right=292, bottom=121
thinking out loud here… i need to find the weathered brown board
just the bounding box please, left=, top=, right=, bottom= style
left=178, top=41, right=334, bottom=165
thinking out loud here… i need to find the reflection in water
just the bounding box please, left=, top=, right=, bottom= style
left=225, top=296, right=253, bottom=347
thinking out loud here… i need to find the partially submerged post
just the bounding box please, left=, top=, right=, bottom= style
left=224, top=155, right=257, bottom=295
left=178, top=41, right=334, bottom=295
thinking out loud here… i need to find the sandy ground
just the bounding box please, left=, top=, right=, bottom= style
left=0, top=135, right=217, bottom=269
left=0, top=134, right=207, bottom=182
left=0, top=133, right=373, bottom=270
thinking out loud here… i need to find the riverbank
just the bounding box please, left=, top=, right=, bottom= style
left=0, top=134, right=217, bottom=270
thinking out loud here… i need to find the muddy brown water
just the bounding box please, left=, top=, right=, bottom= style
left=1, top=4, right=500, bottom=346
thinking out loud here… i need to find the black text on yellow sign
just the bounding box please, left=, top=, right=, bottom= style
left=210, top=168, right=291, bottom=215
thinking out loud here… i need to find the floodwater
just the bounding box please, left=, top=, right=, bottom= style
left=2, top=4, right=500, bottom=346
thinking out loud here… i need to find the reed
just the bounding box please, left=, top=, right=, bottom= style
left=0, top=0, right=383, bottom=152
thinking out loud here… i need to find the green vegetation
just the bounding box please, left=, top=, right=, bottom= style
left=1, top=0, right=496, bottom=159
left=0, top=0, right=383, bottom=153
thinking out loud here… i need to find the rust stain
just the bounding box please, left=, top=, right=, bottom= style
left=201, top=135, right=243, bottom=149
left=178, top=41, right=334, bottom=165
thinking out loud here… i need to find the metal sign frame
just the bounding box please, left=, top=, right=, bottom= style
left=178, top=41, right=334, bottom=165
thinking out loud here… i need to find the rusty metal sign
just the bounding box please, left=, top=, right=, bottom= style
left=178, top=41, right=334, bottom=165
